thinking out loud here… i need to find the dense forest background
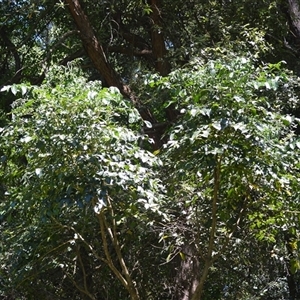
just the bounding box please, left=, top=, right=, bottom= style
left=2, top=0, right=300, bottom=299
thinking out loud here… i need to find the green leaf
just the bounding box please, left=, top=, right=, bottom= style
left=282, top=115, right=293, bottom=125
left=10, top=85, right=18, bottom=95
left=20, top=136, right=33, bottom=143
left=290, top=259, right=300, bottom=275
left=35, top=168, right=43, bottom=177
left=0, top=85, right=10, bottom=92
left=21, top=86, right=27, bottom=96
left=128, top=110, right=140, bottom=123
left=212, top=121, right=221, bottom=131
left=144, top=120, right=152, bottom=128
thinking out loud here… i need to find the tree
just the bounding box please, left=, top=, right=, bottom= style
left=0, top=64, right=165, bottom=299
left=2, top=0, right=300, bottom=299
left=2, top=0, right=300, bottom=144
left=152, top=55, right=300, bottom=299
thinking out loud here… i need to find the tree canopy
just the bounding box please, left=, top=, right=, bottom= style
left=1, top=0, right=300, bottom=299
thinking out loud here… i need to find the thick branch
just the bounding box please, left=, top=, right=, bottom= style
left=149, top=0, right=180, bottom=125
left=65, top=0, right=164, bottom=149
left=108, top=45, right=153, bottom=59
left=65, top=0, right=131, bottom=97
left=60, top=49, right=85, bottom=65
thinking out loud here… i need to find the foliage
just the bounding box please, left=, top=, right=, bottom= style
left=0, top=64, right=164, bottom=299
left=2, top=53, right=300, bottom=299
left=149, top=55, right=300, bottom=299
left=2, top=0, right=300, bottom=299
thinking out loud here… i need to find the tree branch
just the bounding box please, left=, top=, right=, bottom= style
left=65, top=0, right=164, bottom=149
left=75, top=244, right=90, bottom=298
left=106, top=196, right=140, bottom=299
left=43, top=30, right=80, bottom=64
left=60, top=49, right=86, bottom=66
left=65, top=0, right=130, bottom=96
left=64, top=270, right=96, bottom=300
left=191, top=154, right=222, bottom=300
left=111, top=12, right=151, bottom=51
left=108, top=45, right=153, bottom=59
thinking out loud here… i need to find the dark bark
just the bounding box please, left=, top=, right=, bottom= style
left=60, top=49, right=86, bottom=66
left=284, top=232, right=300, bottom=299
left=175, top=244, right=200, bottom=300
left=287, top=272, right=297, bottom=300
left=288, top=0, right=300, bottom=39
left=108, top=45, right=153, bottom=60
left=111, top=12, right=152, bottom=52
left=148, top=0, right=180, bottom=124
left=283, top=0, right=300, bottom=57
left=0, top=26, right=22, bottom=84
left=149, top=0, right=171, bottom=76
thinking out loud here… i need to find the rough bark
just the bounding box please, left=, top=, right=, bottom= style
left=175, top=244, right=200, bottom=300
left=288, top=0, right=300, bottom=38
left=148, top=0, right=180, bottom=123
left=284, top=0, right=300, bottom=57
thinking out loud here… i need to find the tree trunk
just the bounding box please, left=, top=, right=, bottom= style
left=288, top=0, right=300, bottom=39
left=65, top=0, right=129, bottom=96
left=284, top=0, right=300, bottom=57
left=149, top=0, right=171, bottom=76
left=65, top=0, right=166, bottom=147
left=285, top=232, right=300, bottom=299
left=175, top=244, right=200, bottom=300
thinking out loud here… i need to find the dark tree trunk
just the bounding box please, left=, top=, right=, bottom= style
left=284, top=0, right=300, bottom=58
left=284, top=232, right=300, bottom=300
left=174, top=244, right=200, bottom=300
left=149, top=0, right=171, bottom=76
left=0, top=26, right=22, bottom=85
left=288, top=0, right=300, bottom=39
